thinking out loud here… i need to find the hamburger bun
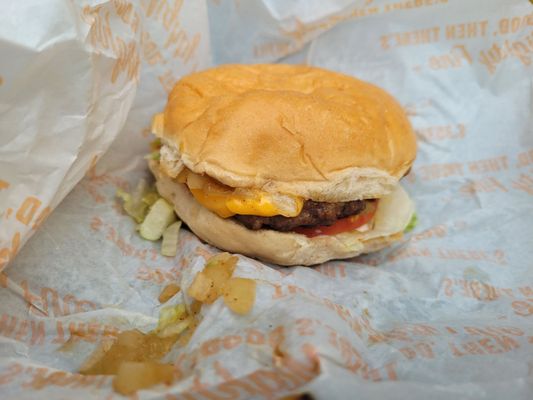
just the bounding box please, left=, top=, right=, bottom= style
left=153, top=64, right=416, bottom=202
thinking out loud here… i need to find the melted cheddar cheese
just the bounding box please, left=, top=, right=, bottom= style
left=179, top=169, right=303, bottom=218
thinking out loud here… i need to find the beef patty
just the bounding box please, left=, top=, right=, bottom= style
left=233, top=199, right=367, bottom=231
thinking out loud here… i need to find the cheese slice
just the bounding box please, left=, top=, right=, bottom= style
left=190, top=189, right=235, bottom=218
left=182, top=169, right=303, bottom=218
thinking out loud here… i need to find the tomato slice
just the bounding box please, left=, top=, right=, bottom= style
left=293, top=201, right=378, bottom=238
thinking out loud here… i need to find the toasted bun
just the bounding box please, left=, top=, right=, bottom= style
left=150, top=161, right=414, bottom=266
left=153, top=64, right=416, bottom=202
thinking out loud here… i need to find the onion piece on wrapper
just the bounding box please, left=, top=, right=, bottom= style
left=139, top=198, right=177, bottom=241
left=161, top=221, right=182, bottom=256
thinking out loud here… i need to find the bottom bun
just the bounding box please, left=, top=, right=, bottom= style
left=150, top=161, right=414, bottom=266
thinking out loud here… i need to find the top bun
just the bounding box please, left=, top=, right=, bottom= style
left=154, top=64, right=416, bottom=202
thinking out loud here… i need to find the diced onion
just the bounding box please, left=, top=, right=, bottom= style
left=157, top=316, right=192, bottom=338
left=158, top=284, right=180, bottom=304
left=156, top=304, right=187, bottom=336
left=113, top=361, right=174, bottom=395
left=186, top=171, right=206, bottom=190
left=139, top=198, right=177, bottom=241
left=161, top=221, right=182, bottom=257
left=268, top=192, right=303, bottom=217
left=336, top=185, right=414, bottom=246
left=222, top=278, right=256, bottom=315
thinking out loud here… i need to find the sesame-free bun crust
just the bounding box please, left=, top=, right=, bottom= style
left=155, top=64, right=416, bottom=202
left=150, top=161, right=414, bottom=266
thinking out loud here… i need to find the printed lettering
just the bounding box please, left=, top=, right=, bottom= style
left=460, top=176, right=508, bottom=196
left=516, top=149, right=533, bottom=168
left=136, top=264, right=181, bottom=284
left=384, top=0, right=448, bottom=13
left=0, top=363, right=23, bottom=385
left=446, top=20, right=488, bottom=40
left=17, top=198, right=42, bottom=224
left=141, top=30, right=164, bottom=65
left=0, top=232, right=20, bottom=269
left=416, top=124, right=465, bottom=141
left=428, top=45, right=472, bottom=70
left=468, top=156, right=508, bottom=174
left=518, top=286, right=533, bottom=297
left=512, top=299, right=533, bottom=316
left=511, top=172, right=533, bottom=195
left=23, top=368, right=108, bottom=390
left=417, top=162, right=464, bottom=180
left=499, top=14, right=533, bottom=35
left=200, top=338, right=221, bottom=357
left=111, top=38, right=140, bottom=83
left=382, top=26, right=440, bottom=49
left=222, top=335, right=242, bottom=350
left=479, top=31, right=533, bottom=74
left=0, top=314, right=18, bottom=337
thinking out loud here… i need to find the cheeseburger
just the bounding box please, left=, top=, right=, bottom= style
left=149, top=64, right=416, bottom=266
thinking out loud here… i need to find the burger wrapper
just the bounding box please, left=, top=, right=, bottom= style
left=1, top=1, right=532, bottom=399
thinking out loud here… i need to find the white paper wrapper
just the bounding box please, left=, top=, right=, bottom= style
left=1, top=1, right=533, bottom=399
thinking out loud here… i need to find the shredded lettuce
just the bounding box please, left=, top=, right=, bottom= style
left=404, top=212, right=418, bottom=233
left=116, top=180, right=160, bottom=224
left=139, top=198, right=177, bottom=241
left=161, top=221, right=182, bottom=257
left=144, top=151, right=160, bottom=161
left=142, top=192, right=160, bottom=207
left=155, top=304, right=191, bottom=337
